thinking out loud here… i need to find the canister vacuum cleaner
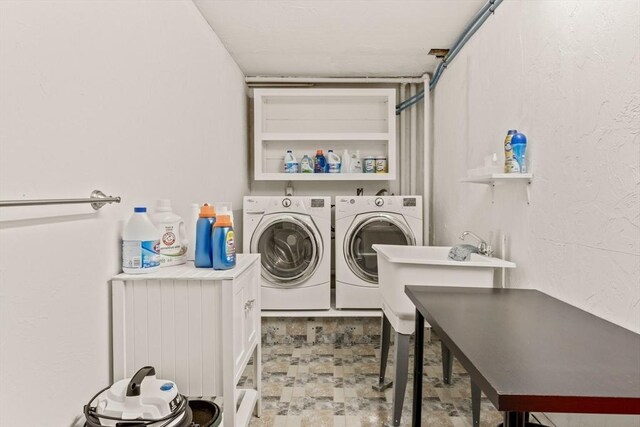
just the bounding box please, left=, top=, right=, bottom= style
left=84, top=366, right=220, bottom=427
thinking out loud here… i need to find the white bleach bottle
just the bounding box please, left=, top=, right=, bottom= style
left=122, top=207, right=160, bottom=274
left=284, top=150, right=299, bottom=173
left=150, top=199, right=187, bottom=267
left=327, top=149, right=341, bottom=173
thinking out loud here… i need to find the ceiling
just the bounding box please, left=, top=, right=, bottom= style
left=193, top=0, right=486, bottom=78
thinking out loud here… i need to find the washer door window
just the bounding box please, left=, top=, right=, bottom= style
left=252, top=215, right=321, bottom=286
left=345, top=214, right=415, bottom=284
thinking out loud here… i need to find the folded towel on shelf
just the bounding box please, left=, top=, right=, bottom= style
left=448, top=244, right=480, bottom=261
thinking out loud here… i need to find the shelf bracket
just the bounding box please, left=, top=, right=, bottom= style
left=526, top=180, right=531, bottom=205
left=491, top=182, right=496, bottom=204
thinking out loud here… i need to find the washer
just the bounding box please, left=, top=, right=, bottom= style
left=243, top=196, right=331, bottom=310
left=335, top=196, right=423, bottom=309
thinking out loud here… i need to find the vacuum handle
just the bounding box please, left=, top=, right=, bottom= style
left=126, top=366, right=156, bottom=397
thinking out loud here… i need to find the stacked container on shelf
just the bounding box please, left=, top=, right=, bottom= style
left=282, top=149, right=385, bottom=174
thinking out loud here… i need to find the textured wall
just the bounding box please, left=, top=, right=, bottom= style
left=432, top=1, right=639, bottom=425
left=0, top=1, right=248, bottom=425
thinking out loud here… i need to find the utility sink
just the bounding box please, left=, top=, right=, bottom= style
left=373, top=244, right=516, bottom=334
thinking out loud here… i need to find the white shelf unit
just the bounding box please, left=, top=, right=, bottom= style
left=111, top=255, right=261, bottom=427
left=461, top=173, right=533, bottom=204
left=253, top=88, right=397, bottom=181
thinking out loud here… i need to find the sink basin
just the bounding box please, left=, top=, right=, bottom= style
left=373, top=244, right=516, bottom=334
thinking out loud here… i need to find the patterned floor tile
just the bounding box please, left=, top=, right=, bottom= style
left=249, top=331, right=503, bottom=426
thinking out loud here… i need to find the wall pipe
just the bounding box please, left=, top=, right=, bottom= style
left=245, top=76, right=425, bottom=84
left=429, top=0, right=504, bottom=91
left=410, top=84, right=417, bottom=194
left=399, top=83, right=408, bottom=195
left=422, top=74, right=432, bottom=245
left=395, top=0, right=504, bottom=115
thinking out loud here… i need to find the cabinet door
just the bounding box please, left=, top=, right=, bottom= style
left=232, top=264, right=260, bottom=379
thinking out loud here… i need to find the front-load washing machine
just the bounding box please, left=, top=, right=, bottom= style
left=243, top=196, right=331, bottom=310
left=335, top=195, right=423, bottom=309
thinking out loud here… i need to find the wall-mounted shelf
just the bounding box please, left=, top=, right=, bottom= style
left=461, top=173, right=533, bottom=204
left=254, top=172, right=392, bottom=181
left=253, top=88, right=397, bottom=181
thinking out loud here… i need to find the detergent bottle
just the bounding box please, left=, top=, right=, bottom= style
left=314, top=150, right=327, bottom=173
left=341, top=149, right=351, bottom=173
left=149, top=199, right=187, bottom=267
left=349, top=150, right=363, bottom=173
left=300, top=154, right=314, bottom=173
left=212, top=215, right=236, bottom=270
left=195, top=203, right=216, bottom=268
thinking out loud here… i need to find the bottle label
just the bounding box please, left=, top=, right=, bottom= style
left=284, top=161, right=299, bottom=173
left=225, top=231, right=236, bottom=263
left=300, top=157, right=314, bottom=173
left=504, top=134, right=515, bottom=172
left=364, top=158, right=376, bottom=173
left=158, top=222, right=187, bottom=266
left=123, top=240, right=160, bottom=270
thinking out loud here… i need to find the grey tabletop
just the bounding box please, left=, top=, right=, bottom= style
left=405, top=286, right=640, bottom=414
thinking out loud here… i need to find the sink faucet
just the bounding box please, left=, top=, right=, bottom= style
left=459, top=231, right=493, bottom=256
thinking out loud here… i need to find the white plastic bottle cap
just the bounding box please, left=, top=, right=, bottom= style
left=155, top=199, right=172, bottom=212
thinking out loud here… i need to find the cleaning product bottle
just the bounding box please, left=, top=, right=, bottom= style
left=504, top=129, right=518, bottom=173
left=185, top=203, right=200, bottom=261
left=327, top=149, right=341, bottom=173
left=212, top=215, right=236, bottom=270
left=349, top=150, right=363, bottom=173
left=216, top=202, right=234, bottom=229
left=195, top=203, right=216, bottom=268
left=150, top=199, right=187, bottom=267
left=314, top=150, right=326, bottom=173
left=300, top=154, right=314, bottom=173
left=122, top=207, right=160, bottom=274
left=284, top=150, right=298, bottom=173
left=341, top=149, right=350, bottom=173
left=511, top=132, right=527, bottom=173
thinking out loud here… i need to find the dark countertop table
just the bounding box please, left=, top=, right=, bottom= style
left=405, top=286, right=640, bottom=426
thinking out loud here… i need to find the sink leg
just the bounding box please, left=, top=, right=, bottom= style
left=373, top=314, right=393, bottom=392
left=391, top=332, right=410, bottom=427
left=441, top=341, right=454, bottom=385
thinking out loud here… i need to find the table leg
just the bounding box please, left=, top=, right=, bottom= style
left=503, top=411, right=527, bottom=427
left=412, top=309, right=424, bottom=427
left=471, top=379, right=481, bottom=427
left=392, top=332, right=410, bottom=426
left=373, top=314, right=393, bottom=392
left=441, top=341, right=454, bottom=385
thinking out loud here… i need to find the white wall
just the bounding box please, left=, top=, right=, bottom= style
left=432, top=1, right=639, bottom=426
left=0, top=1, right=248, bottom=425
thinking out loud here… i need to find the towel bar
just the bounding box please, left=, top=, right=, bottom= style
left=0, top=190, right=121, bottom=210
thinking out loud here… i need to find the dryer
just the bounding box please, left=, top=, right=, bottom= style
left=335, top=196, right=422, bottom=309
left=243, top=196, right=331, bottom=310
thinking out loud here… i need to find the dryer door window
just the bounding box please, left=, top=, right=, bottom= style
left=254, top=216, right=321, bottom=286
left=345, top=214, right=415, bottom=284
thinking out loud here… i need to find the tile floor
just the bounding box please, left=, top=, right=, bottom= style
left=245, top=334, right=505, bottom=427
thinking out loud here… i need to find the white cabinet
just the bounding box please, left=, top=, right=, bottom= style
left=111, top=254, right=261, bottom=427
left=253, top=88, right=397, bottom=180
